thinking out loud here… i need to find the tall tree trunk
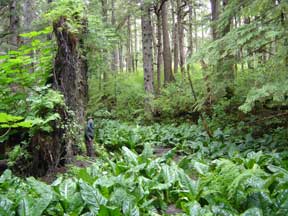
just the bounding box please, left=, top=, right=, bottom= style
left=111, top=0, right=119, bottom=72
left=53, top=17, right=88, bottom=124
left=119, top=44, right=124, bottom=72
left=193, top=6, right=198, bottom=51
left=221, top=0, right=235, bottom=95
left=152, top=20, right=158, bottom=70
left=141, top=1, right=154, bottom=96
left=134, top=16, right=138, bottom=71
left=9, top=0, right=19, bottom=48
left=177, top=0, right=185, bottom=77
left=156, top=10, right=162, bottom=94
left=28, top=16, right=89, bottom=176
left=188, top=2, right=193, bottom=58
left=210, top=0, right=219, bottom=40
left=171, top=0, right=179, bottom=74
left=101, top=0, right=108, bottom=93
left=162, top=1, right=175, bottom=84
left=127, top=15, right=132, bottom=72
left=130, top=17, right=135, bottom=72
left=23, top=0, right=36, bottom=32
left=244, top=17, right=253, bottom=69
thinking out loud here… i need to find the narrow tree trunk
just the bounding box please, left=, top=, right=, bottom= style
left=127, top=15, right=132, bottom=72
left=156, top=12, right=162, bottom=94
left=111, top=0, right=119, bottom=72
left=210, top=0, right=219, bottom=40
left=9, top=0, right=19, bottom=48
left=152, top=20, right=158, bottom=69
left=101, top=0, right=108, bottom=93
left=188, top=2, right=193, bottom=58
left=23, top=0, right=36, bottom=32
left=130, top=17, right=135, bottom=72
left=162, top=1, right=175, bottom=84
left=134, top=16, right=138, bottom=71
left=119, top=44, right=124, bottom=72
left=177, top=0, right=185, bottom=77
left=171, top=0, right=179, bottom=74
left=141, top=1, right=154, bottom=95
left=193, top=7, right=198, bottom=51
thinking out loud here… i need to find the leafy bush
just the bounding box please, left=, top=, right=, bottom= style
left=7, top=145, right=30, bottom=167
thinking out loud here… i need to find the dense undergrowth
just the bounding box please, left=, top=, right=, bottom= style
left=1, top=121, right=287, bottom=215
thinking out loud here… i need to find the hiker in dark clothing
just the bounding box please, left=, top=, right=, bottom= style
left=85, top=116, right=95, bottom=157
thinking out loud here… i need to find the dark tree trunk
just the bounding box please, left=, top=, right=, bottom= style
left=53, top=17, right=88, bottom=124
left=210, top=0, right=219, bottom=40
left=9, top=0, right=20, bottom=48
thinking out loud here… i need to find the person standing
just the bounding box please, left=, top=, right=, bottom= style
left=85, top=116, right=95, bottom=157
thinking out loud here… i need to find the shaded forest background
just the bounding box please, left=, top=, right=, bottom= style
left=0, top=0, right=287, bottom=175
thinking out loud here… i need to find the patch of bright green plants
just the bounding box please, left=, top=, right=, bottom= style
left=96, top=120, right=288, bottom=158
left=1, top=144, right=288, bottom=215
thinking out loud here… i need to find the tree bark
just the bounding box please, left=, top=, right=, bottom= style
left=210, top=0, right=219, bottom=40
left=162, top=1, right=175, bottom=84
left=119, top=44, right=124, bottom=72
left=177, top=0, right=185, bottom=77
left=23, top=0, right=36, bottom=32
left=111, top=0, right=119, bottom=72
left=188, top=1, right=193, bottom=58
left=141, top=1, right=154, bottom=95
left=193, top=6, right=198, bottom=51
left=134, top=16, right=138, bottom=71
left=154, top=2, right=164, bottom=95
left=171, top=0, right=179, bottom=74
left=127, top=15, right=133, bottom=72
left=9, top=0, right=19, bottom=48
left=53, top=17, right=88, bottom=124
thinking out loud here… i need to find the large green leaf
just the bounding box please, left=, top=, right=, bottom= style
left=18, top=196, right=34, bottom=216
left=59, top=178, right=77, bottom=199
left=240, top=207, right=263, bottom=216
left=122, top=146, right=138, bottom=165
left=122, top=200, right=140, bottom=216
left=79, top=180, right=107, bottom=214
left=0, top=196, right=15, bottom=216
left=59, top=179, right=84, bottom=215
left=17, top=178, right=53, bottom=216
left=178, top=170, right=199, bottom=200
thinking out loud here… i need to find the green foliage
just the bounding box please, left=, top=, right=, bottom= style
left=1, top=141, right=288, bottom=215
left=88, top=72, right=146, bottom=121
left=7, top=145, right=30, bottom=168
left=239, top=80, right=288, bottom=113
left=0, top=113, right=32, bottom=129
left=95, top=120, right=288, bottom=163
left=44, top=0, right=86, bottom=34
left=187, top=0, right=288, bottom=114
left=24, top=89, right=65, bottom=134
left=0, top=27, right=53, bottom=115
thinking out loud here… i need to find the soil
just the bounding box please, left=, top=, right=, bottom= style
left=165, top=204, right=183, bottom=215
left=40, top=157, right=94, bottom=183
left=154, top=146, right=183, bottom=162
